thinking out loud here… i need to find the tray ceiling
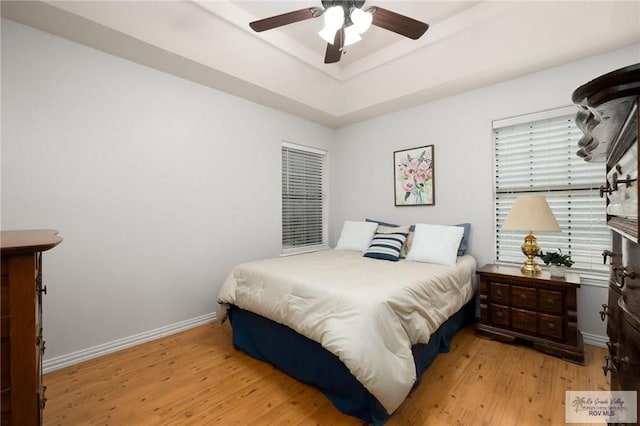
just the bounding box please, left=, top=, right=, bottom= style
left=2, top=1, right=639, bottom=127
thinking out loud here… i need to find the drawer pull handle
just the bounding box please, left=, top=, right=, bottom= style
left=599, top=304, right=610, bottom=321
left=602, top=250, right=621, bottom=265
left=621, top=268, right=637, bottom=280
left=612, top=171, right=636, bottom=190
left=547, top=298, right=555, bottom=308
left=496, top=311, right=503, bottom=319
left=601, top=172, right=638, bottom=199
left=599, top=183, right=613, bottom=198
left=614, top=267, right=637, bottom=288
left=603, top=354, right=629, bottom=376
left=519, top=294, right=528, bottom=303
left=36, top=327, right=43, bottom=346
left=611, top=355, right=629, bottom=371
left=39, top=385, right=47, bottom=410
left=546, top=322, right=555, bottom=330
left=38, top=285, right=47, bottom=295
left=496, top=289, right=503, bottom=297
left=603, top=356, right=616, bottom=376
left=519, top=317, right=528, bottom=324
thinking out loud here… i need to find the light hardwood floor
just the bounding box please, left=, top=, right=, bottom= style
left=43, top=321, right=608, bottom=425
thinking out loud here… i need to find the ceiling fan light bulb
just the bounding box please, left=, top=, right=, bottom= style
left=350, top=8, right=372, bottom=34
left=344, top=26, right=362, bottom=46
left=323, top=6, right=344, bottom=30
left=318, top=25, right=337, bottom=44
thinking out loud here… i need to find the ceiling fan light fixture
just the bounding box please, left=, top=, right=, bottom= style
left=323, top=5, right=344, bottom=30
left=343, top=26, right=362, bottom=46
left=350, top=7, right=372, bottom=34
left=318, top=5, right=344, bottom=44
left=318, top=25, right=338, bottom=44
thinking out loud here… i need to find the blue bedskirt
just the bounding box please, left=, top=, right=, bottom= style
left=228, top=297, right=476, bottom=425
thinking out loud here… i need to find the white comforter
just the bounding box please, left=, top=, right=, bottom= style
left=217, top=249, right=476, bottom=414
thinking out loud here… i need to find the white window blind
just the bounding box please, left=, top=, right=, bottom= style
left=282, top=142, right=327, bottom=254
left=494, top=107, right=609, bottom=284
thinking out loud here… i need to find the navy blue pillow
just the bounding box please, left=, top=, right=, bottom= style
left=365, top=218, right=415, bottom=231
left=366, top=218, right=398, bottom=227
left=456, top=223, right=471, bottom=256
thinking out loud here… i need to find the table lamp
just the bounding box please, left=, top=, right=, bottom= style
left=503, top=195, right=561, bottom=274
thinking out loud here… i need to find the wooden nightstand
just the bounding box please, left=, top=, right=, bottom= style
left=476, top=264, right=584, bottom=365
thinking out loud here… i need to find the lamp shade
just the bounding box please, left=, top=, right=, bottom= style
left=503, top=195, right=561, bottom=232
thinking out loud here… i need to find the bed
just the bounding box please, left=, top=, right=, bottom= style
left=217, top=222, right=477, bottom=425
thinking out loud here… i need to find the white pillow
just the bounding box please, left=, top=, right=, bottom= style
left=335, top=221, right=378, bottom=252
left=406, top=223, right=464, bottom=266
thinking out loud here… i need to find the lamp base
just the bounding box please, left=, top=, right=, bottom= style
left=520, top=232, right=541, bottom=275
left=521, top=260, right=541, bottom=275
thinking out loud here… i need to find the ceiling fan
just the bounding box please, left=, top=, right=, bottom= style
left=249, top=0, right=429, bottom=64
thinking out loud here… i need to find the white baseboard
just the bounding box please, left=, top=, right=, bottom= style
left=582, top=332, right=608, bottom=348
left=43, top=312, right=216, bottom=373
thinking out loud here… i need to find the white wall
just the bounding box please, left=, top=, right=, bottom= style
left=330, top=45, right=640, bottom=341
left=1, top=19, right=334, bottom=361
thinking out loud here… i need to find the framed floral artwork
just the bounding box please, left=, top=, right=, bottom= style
left=394, top=145, right=435, bottom=206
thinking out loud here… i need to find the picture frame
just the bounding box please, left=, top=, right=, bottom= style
left=394, top=145, right=435, bottom=206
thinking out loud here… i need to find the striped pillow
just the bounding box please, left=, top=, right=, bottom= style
left=376, top=225, right=412, bottom=258
left=363, top=232, right=408, bottom=262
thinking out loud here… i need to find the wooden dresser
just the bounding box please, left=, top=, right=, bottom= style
left=1, top=230, right=62, bottom=425
left=476, top=264, right=584, bottom=364
left=573, top=64, right=639, bottom=424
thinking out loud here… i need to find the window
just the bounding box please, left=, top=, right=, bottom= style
left=281, top=142, right=327, bottom=254
left=493, top=106, right=609, bottom=285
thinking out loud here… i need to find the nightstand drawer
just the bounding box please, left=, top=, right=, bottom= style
left=512, top=308, right=537, bottom=334
left=490, top=305, right=510, bottom=327
left=539, top=289, right=563, bottom=314
left=490, top=283, right=510, bottom=305
left=512, top=286, right=536, bottom=309
left=539, top=314, right=563, bottom=339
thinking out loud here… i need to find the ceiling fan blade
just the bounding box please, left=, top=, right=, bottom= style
left=249, top=7, right=322, bottom=32
left=367, top=6, right=429, bottom=40
left=324, top=27, right=345, bottom=64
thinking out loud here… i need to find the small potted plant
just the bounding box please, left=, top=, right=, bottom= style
left=538, top=249, right=574, bottom=277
